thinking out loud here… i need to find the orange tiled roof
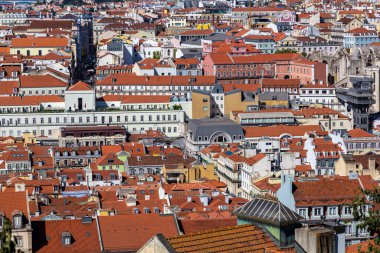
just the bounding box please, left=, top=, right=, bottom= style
left=67, top=81, right=92, bottom=91
left=347, top=128, right=375, bottom=138
left=167, top=224, right=282, bottom=253
left=19, top=74, right=67, bottom=88
left=294, top=176, right=364, bottom=207
left=32, top=219, right=101, bottom=253
left=99, top=214, right=179, bottom=252
left=0, top=191, right=28, bottom=221
left=10, top=37, right=69, bottom=48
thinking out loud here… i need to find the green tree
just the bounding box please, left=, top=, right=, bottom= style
left=153, top=51, right=161, bottom=59
left=352, top=187, right=380, bottom=252
left=0, top=217, right=15, bottom=253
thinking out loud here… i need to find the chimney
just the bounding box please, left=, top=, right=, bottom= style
left=187, top=196, right=192, bottom=202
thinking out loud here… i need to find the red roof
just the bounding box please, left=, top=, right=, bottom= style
left=19, top=74, right=67, bottom=88
left=10, top=37, right=69, bottom=48
left=67, top=81, right=92, bottom=91
left=294, top=176, right=364, bottom=207
left=32, top=219, right=101, bottom=253
left=167, top=224, right=282, bottom=252
left=99, top=214, right=179, bottom=252
left=0, top=191, right=28, bottom=221
left=347, top=129, right=375, bottom=138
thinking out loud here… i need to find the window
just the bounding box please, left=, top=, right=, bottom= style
left=15, top=237, right=22, bottom=247
left=329, top=207, right=337, bottom=216
left=344, top=206, right=352, bottom=215
left=313, top=207, right=322, bottom=216
left=13, top=215, right=22, bottom=229
left=298, top=208, right=307, bottom=218
left=62, top=233, right=71, bottom=245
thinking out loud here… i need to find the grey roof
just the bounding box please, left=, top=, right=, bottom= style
left=202, top=33, right=235, bottom=42
left=181, top=38, right=202, bottom=46
left=192, top=89, right=210, bottom=95
left=259, top=92, right=289, bottom=101
left=232, top=198, right=302, bottom=227
left=178, top=48, right=202, bottom=59
left=188, top=118, right=244, bottom=139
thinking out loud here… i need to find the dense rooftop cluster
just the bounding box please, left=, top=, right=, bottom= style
left=0, top=0, right=379, bottom=252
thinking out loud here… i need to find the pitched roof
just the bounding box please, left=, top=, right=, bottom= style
left=294, top=176, right=364, bottom=207
left=10, top=37, right=69, bottom=48
left=67, top=81, right=92, bottom=91
left=167, top=224, right=281, bottom=253
left=347, top=128, right=375, bottom=138
left=32, top=219, right=101, bottom=253
left=0, top=191, right=28, bottom=221
left=19, top=74, right=67, bottom=88
left=98, top=214, right=179, bottom=252
left=233, top=198, right=301, bottom=226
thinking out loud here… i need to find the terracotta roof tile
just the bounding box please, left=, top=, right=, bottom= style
left=99, top=214, right=179, bottom=252
left=19, top=74, right=67, bottom=88
left=67, top=81, right=92, bottom=91
left=10, top=37, right=69, bottom=48
left=32, top=219, right=101, bottom=253
left=167, top=224, right=282, bottom=253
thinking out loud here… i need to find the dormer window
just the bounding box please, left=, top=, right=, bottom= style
left=12, top=212, right=23, bottom=229
left=34, top=186, right=40, bottom=194
left=12, top=71, right=18, bottom=77
left=62, top=232, right=71, bottom=245
left=0, top=71, right=4, bottom=77
left=154, top=207, right=160, bottom=213
left=144, top=207, right=150, bottom=214
left=109, top=173, right=116, bottom=180
left=54, top=185, right=59, bottom=193
left=133, top=208, right=139, bottom=214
